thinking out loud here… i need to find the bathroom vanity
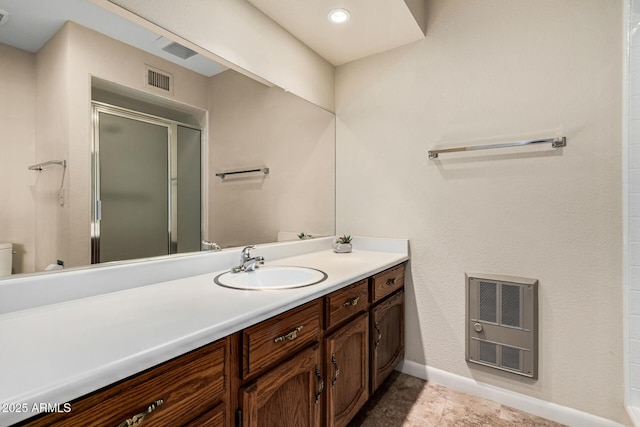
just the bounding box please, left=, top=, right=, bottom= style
left=0, top=237, right=408, bottom=427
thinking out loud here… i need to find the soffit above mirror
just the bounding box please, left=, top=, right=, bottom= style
left=106, top=0, right=335, bottom=111
left=247, top=0, right=427, bottom=66
left=0, top=0, right=226, bottom=77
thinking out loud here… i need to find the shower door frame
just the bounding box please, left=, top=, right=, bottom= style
left=90, top=102, right=205, bottom=264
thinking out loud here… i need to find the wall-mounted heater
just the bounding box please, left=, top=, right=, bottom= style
left=466, top=273, right=538, bottom=378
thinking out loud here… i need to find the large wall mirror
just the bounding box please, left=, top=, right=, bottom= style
left=0, top=0, right=335, bottom=279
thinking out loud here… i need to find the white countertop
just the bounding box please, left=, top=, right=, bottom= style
left=0, top=237, right=408, bottom=426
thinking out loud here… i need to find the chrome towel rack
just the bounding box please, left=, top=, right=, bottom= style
left=428, top=137, right=566, bottom=159
left=28, top=160, right=67, bottom=206
left=28, top=160, right=67, bottom=171
left=215, top=167, right=269, bottom=179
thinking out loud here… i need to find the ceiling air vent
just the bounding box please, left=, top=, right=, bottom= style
left=162, top=42, right=198, bottom=60
left=145, top=66, right=173, bottom=95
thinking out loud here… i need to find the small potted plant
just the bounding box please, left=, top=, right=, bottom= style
left=333, top=235, right=353, bottom=253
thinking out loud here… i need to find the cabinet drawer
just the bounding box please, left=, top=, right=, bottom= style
left=242, top=300, right=321, bottom=379
left=23, top=338, right=228, bottom=427
left=325, top=279, right=369, bottom=330
left=371, top=264, right=405, bottom=302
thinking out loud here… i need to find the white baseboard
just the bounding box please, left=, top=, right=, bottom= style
left=397, top=360, right=623, bottom=427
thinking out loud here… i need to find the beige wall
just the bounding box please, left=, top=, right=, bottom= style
left=336, top=0, right=625, bottom=423
left=208, top=70, right=335, bottom=248
left=0, top=45, right=36, bottom=274
left=34, top=24, right=72, bottom=272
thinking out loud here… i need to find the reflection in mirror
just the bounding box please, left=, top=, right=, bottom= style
left=0, top=0, right=335, bottom=279
left=91, top=102, right=204, bottom=263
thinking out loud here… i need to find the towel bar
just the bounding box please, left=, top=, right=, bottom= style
left=428, top=137, right=566, bottom=159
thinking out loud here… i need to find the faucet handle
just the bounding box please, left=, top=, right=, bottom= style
left=241, top=245, right=256, bottom=260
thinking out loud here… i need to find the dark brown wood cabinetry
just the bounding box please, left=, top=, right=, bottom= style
left=17, top=263, right=406, bottom=427
left=20, top=337, right=231, bottom=427
left=189, top=403, right=227, bottom=427
left=236, top=263, right=405, bottom=427
left=324, top=313, right=369, bottom=427
left=370, top=290, right=405, bottom=394
left=241, top=300, right=322, bottom=380
left=240, top=344, right=322, bottom=427
left=324, top=279, right=369, bottom=329
left=236, top=300, right=324, bottom=427
left=371, top=264, right=405, bottom=302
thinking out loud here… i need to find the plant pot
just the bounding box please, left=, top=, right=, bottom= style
left=333, top=242, right=352, bottom=253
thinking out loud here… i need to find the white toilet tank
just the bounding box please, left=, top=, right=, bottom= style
left=0, top=242, right=13, bottom=277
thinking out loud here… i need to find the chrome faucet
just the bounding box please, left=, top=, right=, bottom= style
left=232, top=245, right=264, bottom=273
left=202, top=240, right=221, bottom=251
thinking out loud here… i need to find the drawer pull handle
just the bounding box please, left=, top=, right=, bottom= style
left=315, top=365, right=324, bottom=403
left=374, top=322, right=382, bottom=349
left=274, top=325, right=303, bottom=343
left=116, top=399, right=164, bottom=427
left=342, top=296, right=360, bottom=307
left=386, top=277, right=397, bottom=286
left=331, top=353, right=340, bottom=388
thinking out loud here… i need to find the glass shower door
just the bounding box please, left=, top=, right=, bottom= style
left=96, top=111, right=170, bottom=263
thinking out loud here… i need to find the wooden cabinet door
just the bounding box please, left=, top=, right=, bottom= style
left=240, top=344, right=322, bottom=427
left=187, top=402, right=226, bottom=427
left=325, top=313, right=369, bottom=427
left=370, top=290, right=404, bottom=393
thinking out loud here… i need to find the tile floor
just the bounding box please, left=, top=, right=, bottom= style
left=350, top=372, right=566, bottom=427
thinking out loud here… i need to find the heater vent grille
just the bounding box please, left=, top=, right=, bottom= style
left=466, top=274, right=538, bottom=378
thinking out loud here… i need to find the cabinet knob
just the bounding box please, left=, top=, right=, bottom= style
left=386, top=277, right=397, bottom=286
left=116, top=399, right=164, bottom=427
left=473, top=322, right=484, bottom=333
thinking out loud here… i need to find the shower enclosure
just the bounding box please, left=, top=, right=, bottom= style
left=91, top=103, right=202, bottom=263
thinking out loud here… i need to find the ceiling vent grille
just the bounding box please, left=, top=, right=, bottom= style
left=145, top=66, right=173, bottom=95
left=162, top=42, right=198, bottom=60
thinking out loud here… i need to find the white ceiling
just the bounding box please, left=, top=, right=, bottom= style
left=247, top=0, right=426, bottom=66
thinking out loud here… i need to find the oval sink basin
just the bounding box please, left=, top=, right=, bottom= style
left=214, top=266, right=328, bottom=290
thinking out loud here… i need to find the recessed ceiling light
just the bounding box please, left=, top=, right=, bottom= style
left=328, top=8, right=350, bottom=24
